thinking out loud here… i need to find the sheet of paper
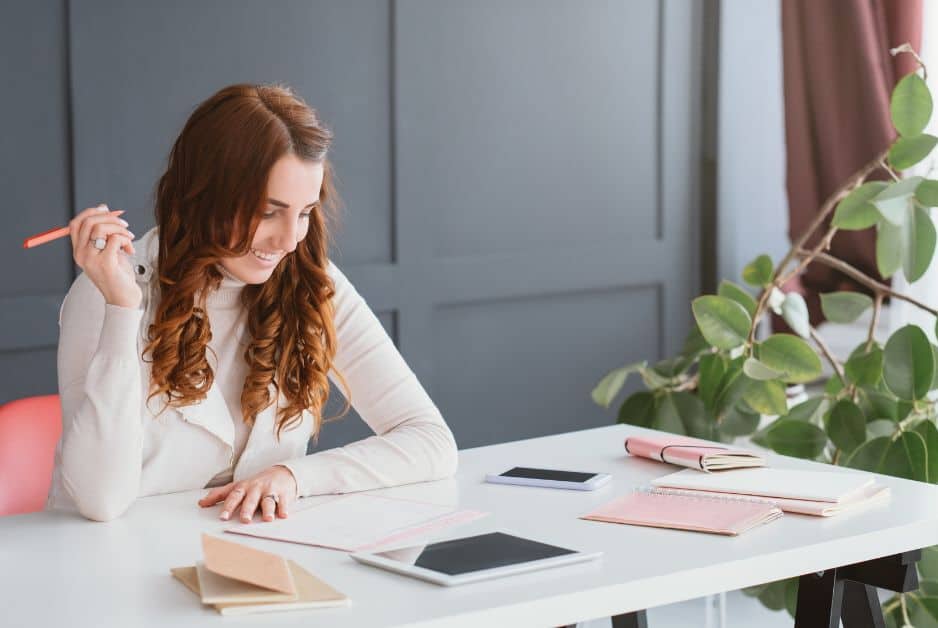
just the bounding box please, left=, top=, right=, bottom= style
left=225, top=493, right=486, bottom=551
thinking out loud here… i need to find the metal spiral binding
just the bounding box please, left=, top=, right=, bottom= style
left=637, top=487, right=779, bottom=508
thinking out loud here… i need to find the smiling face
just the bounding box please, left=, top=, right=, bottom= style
left=218, top=153, right=324, bottom=284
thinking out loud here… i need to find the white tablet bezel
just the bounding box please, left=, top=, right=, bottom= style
left=350, top=534, right=603, bottom=586
left=485, top=468, right=612, bottom=491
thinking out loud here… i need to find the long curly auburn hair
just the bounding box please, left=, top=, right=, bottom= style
left=144, top=83, right=349, bottom=440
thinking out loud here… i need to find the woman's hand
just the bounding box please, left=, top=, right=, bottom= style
left=69, top=203, right=141, bottom=309
left=198, top=465, right=299, bottom=523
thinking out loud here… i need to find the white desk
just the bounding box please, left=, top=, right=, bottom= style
left=4, top=424, right=938, bottom=627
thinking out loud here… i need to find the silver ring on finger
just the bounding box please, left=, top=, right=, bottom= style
left=262, top=494, right=279, bottom=505
left=91, top=237, right=107, bottom=250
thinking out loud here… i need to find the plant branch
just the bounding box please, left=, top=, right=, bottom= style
left=810, top=327, right=846, bottom=385
left=778, top=226, right=837, bottom=287
left=866, top=293, right=884, bottom=351
left=746, top=148, right=891, bottom=347
left=776, top=149, right=891, bottom=282
left=880, top=157, right=901, bottom=182
left=797, top=250, right=938, bottom=317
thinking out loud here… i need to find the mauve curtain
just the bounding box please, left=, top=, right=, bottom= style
left=779, top=0, right=922, bottom=327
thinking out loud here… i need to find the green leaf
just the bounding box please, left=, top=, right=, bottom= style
left=826, top=400, right=867, bottom=454
left=698, top=353, right=726, bottom=412
left=784, top=397, right=829, bottom=425
left=903, top=204, right=937, bottom=283
left=781, top=292, right=810, bottom=339
left=914, top=420, right=938, bottom=483
left=824, top=375, right=845, bottom=396
left=617, top=391, right=655, bottom=427
left=908, top=594, right=938, bottom=626
left=591, top=362, right=645, bottom=408
left=681, top=324, right=710, bottom=359
left=820, top=291, right=873, bottom=324
left=877, top=220, right=903, bottom=278
left=714, top=361, right=751, bottom=419
left=873, top=177, right=922, bottom=225
left=721, top=406, right=761, bottom=437
left=867, top=419, right=897, bottom=439
left=918, top=179, right=938, bottom=207
left=756, top=580, right=788, bottom=611
left=884, top=324, right=935, bottom=400
left=742, top=254, right=774, bottom=288
left=832, top=181, right=888, bottom=230
left=891, top=72, right=933, bottom=137
left=921, top=546, right=938, bottom=580
left=889, top=133, right=938, bottom=170
left=866, top=390, right=901, bottom=421
left=932, top=343, right=938, bottom=390
left=784, top=579, right=799, bottom=619
left=639, top=366, right=673, bottom=389
left=846, top=432, right=928, bottom=481
left=846, top=436, right=891, bottom=472
left=652, top=355, right=694, bottom=378
left=882, top=431, right=929, bottom=481
left=742, top=379, right=788, bottom=416
left=761, top=418, right=828, bottom=459
left=741, top=584, right=768, bottom=598
left=844, top=344, right=884, bottom=387
left=717, top=280, right=757, bottom=317
left=652, top=393, right=689, bottom=435
left=691, top=296, right=752, bottom=350
left=743, top=357, right=782, bottom=381
left=662, top=392, right=709, bottom=436
left=757, top=334, right=823, bottom=384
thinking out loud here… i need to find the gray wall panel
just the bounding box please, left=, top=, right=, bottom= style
left=0, top=349, right=59, bottom=400
left=69, top=0, right=393, bottom=267
left=396, top=0, right=659, bottom=259
left=0, top=0, right=71, bottom=402
left=432, top=286, right=660, bottom=448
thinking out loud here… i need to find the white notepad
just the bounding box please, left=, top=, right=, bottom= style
left=651, top=467, right=876, bottom=503
left=225, top=493, right=486, bottom=552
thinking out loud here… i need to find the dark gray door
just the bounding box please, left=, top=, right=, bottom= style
left=3, top=0, right=705, bottom=451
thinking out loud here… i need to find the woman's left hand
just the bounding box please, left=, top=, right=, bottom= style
left=198, top=465, right=298, bottom=523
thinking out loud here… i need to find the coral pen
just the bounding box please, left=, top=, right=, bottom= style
left=22, top=226, right=70, bottom=249
left=23, top=210, right=125, bottom=249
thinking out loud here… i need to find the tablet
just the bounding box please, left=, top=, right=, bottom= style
left=350, top=531, right=602, bottom=586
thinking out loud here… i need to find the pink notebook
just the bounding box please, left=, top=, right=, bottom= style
left=581, top=489, right=782, bottom=536
left=624, top=434, right=765, bottom=472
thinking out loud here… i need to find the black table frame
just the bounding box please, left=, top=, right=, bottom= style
left=560, top=549, right=922, bottom=628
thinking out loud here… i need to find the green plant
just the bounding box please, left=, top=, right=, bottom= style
left=592, top=44, right=938, bottom=627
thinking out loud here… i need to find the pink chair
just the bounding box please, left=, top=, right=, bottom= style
left=0, top=394, right=62, bottom=516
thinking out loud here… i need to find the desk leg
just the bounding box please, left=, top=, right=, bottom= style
left=840, top=582, right=885, bottom=628
left=794, top=550, right=920, bottom=628
left=611, top=610, right=648, bottom=628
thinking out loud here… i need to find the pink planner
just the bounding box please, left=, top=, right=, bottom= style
left=624, top=433, right=765, bottom=472
left=581, top=489, right=782, bottom=536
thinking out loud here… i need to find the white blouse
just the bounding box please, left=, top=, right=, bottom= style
left=47, top=227, right=458, bottom=521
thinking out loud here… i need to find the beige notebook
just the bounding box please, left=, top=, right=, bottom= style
left=172, top=560, right=349, bottom=615
left=201, top=533, right=296, bottom=596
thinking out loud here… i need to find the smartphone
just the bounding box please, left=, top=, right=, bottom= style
left=484, top=466, right=612, bottom=491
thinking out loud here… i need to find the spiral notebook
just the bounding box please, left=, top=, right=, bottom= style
left=581, top=489, right=783, bottom=536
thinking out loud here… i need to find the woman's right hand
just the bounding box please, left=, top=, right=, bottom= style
left=70, top=204, right=142, bottom=309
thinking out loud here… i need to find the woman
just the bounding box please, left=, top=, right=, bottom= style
left=47, top=84, right=458, bottom=522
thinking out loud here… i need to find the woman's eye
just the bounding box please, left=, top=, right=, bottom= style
left=300, top=213, right=311, bottom=220
left=262, top=211, right=277, bottom=219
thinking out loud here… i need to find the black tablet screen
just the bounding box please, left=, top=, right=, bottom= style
left=373, top=532, right=577, bottom=576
